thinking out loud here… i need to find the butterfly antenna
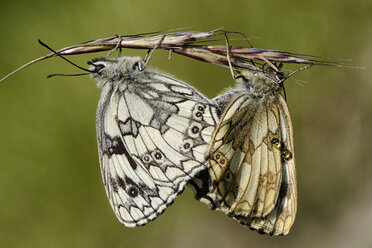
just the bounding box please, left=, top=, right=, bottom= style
left=279, top=64, right=313, bottom=84
left=38, top=39, right=93, bottom=73
left=47, top=72, right=90, bottom=78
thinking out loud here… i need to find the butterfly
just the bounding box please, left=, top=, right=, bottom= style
left=90, top=56, right=218, bottom=227
left=190, top=68, right=297, bottom=236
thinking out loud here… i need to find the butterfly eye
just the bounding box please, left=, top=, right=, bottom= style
left=132, top=61, right=145, bottom=71
left=132, top=62, right=139, bottom=71
left=88, top=61, right=105, bottom=74
left=94, top=64, right=105, bottom=74
left=276, top=71, right=285, bottom=81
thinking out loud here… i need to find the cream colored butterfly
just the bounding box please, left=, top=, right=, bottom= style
left=191, top=68, right=297, bottom=235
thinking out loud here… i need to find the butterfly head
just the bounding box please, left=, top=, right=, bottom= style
left=88, top=56, right=145, bottom=88
left=238, top=70, right=282, bottom=95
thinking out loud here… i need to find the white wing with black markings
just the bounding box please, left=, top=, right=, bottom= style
left=93, top=56, right=218, bottom=227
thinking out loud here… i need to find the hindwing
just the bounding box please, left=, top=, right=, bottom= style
left=96, top=70, right=218, bottom=227
left=195, top=91, right=297, bottom=235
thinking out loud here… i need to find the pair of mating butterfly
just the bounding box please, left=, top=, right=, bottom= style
left=87, top=49, right=296, bottom=236
left=25, top=33, right=296, bottom=235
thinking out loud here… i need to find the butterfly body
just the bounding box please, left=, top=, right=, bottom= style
left=91, top=56, right=218, bottom=227
left=193, top=70, right=297, bottom=235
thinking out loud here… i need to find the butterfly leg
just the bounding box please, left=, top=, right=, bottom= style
left=140, top=35, right=166, bottom=71
left=223, top=32, right=244, bottom=80
left=105, top=34, right=123, bottom=59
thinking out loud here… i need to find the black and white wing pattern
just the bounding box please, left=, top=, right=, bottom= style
left=191, top=70, right=297, bottom=235
left=91, top=56, right=218, bottom=227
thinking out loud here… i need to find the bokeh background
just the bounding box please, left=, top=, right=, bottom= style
left=0, top=0, right=371, bottom=247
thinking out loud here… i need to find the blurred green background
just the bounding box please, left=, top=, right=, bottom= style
left=0, top=0, right=371, bottom=247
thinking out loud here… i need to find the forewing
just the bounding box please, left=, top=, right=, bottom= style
left=96, top=72, right=218, bottom=227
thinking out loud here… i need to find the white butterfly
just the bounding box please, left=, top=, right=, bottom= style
left=191, top=69, right=297, bottom=235
left=90, top=56, right=218, bottom=227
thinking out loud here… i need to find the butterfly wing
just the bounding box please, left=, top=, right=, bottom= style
left=198, top=92, right=296, bottom=235
left=96, top=71, right=218, bottom=227
left=236, top=94, right=297, bottom=235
